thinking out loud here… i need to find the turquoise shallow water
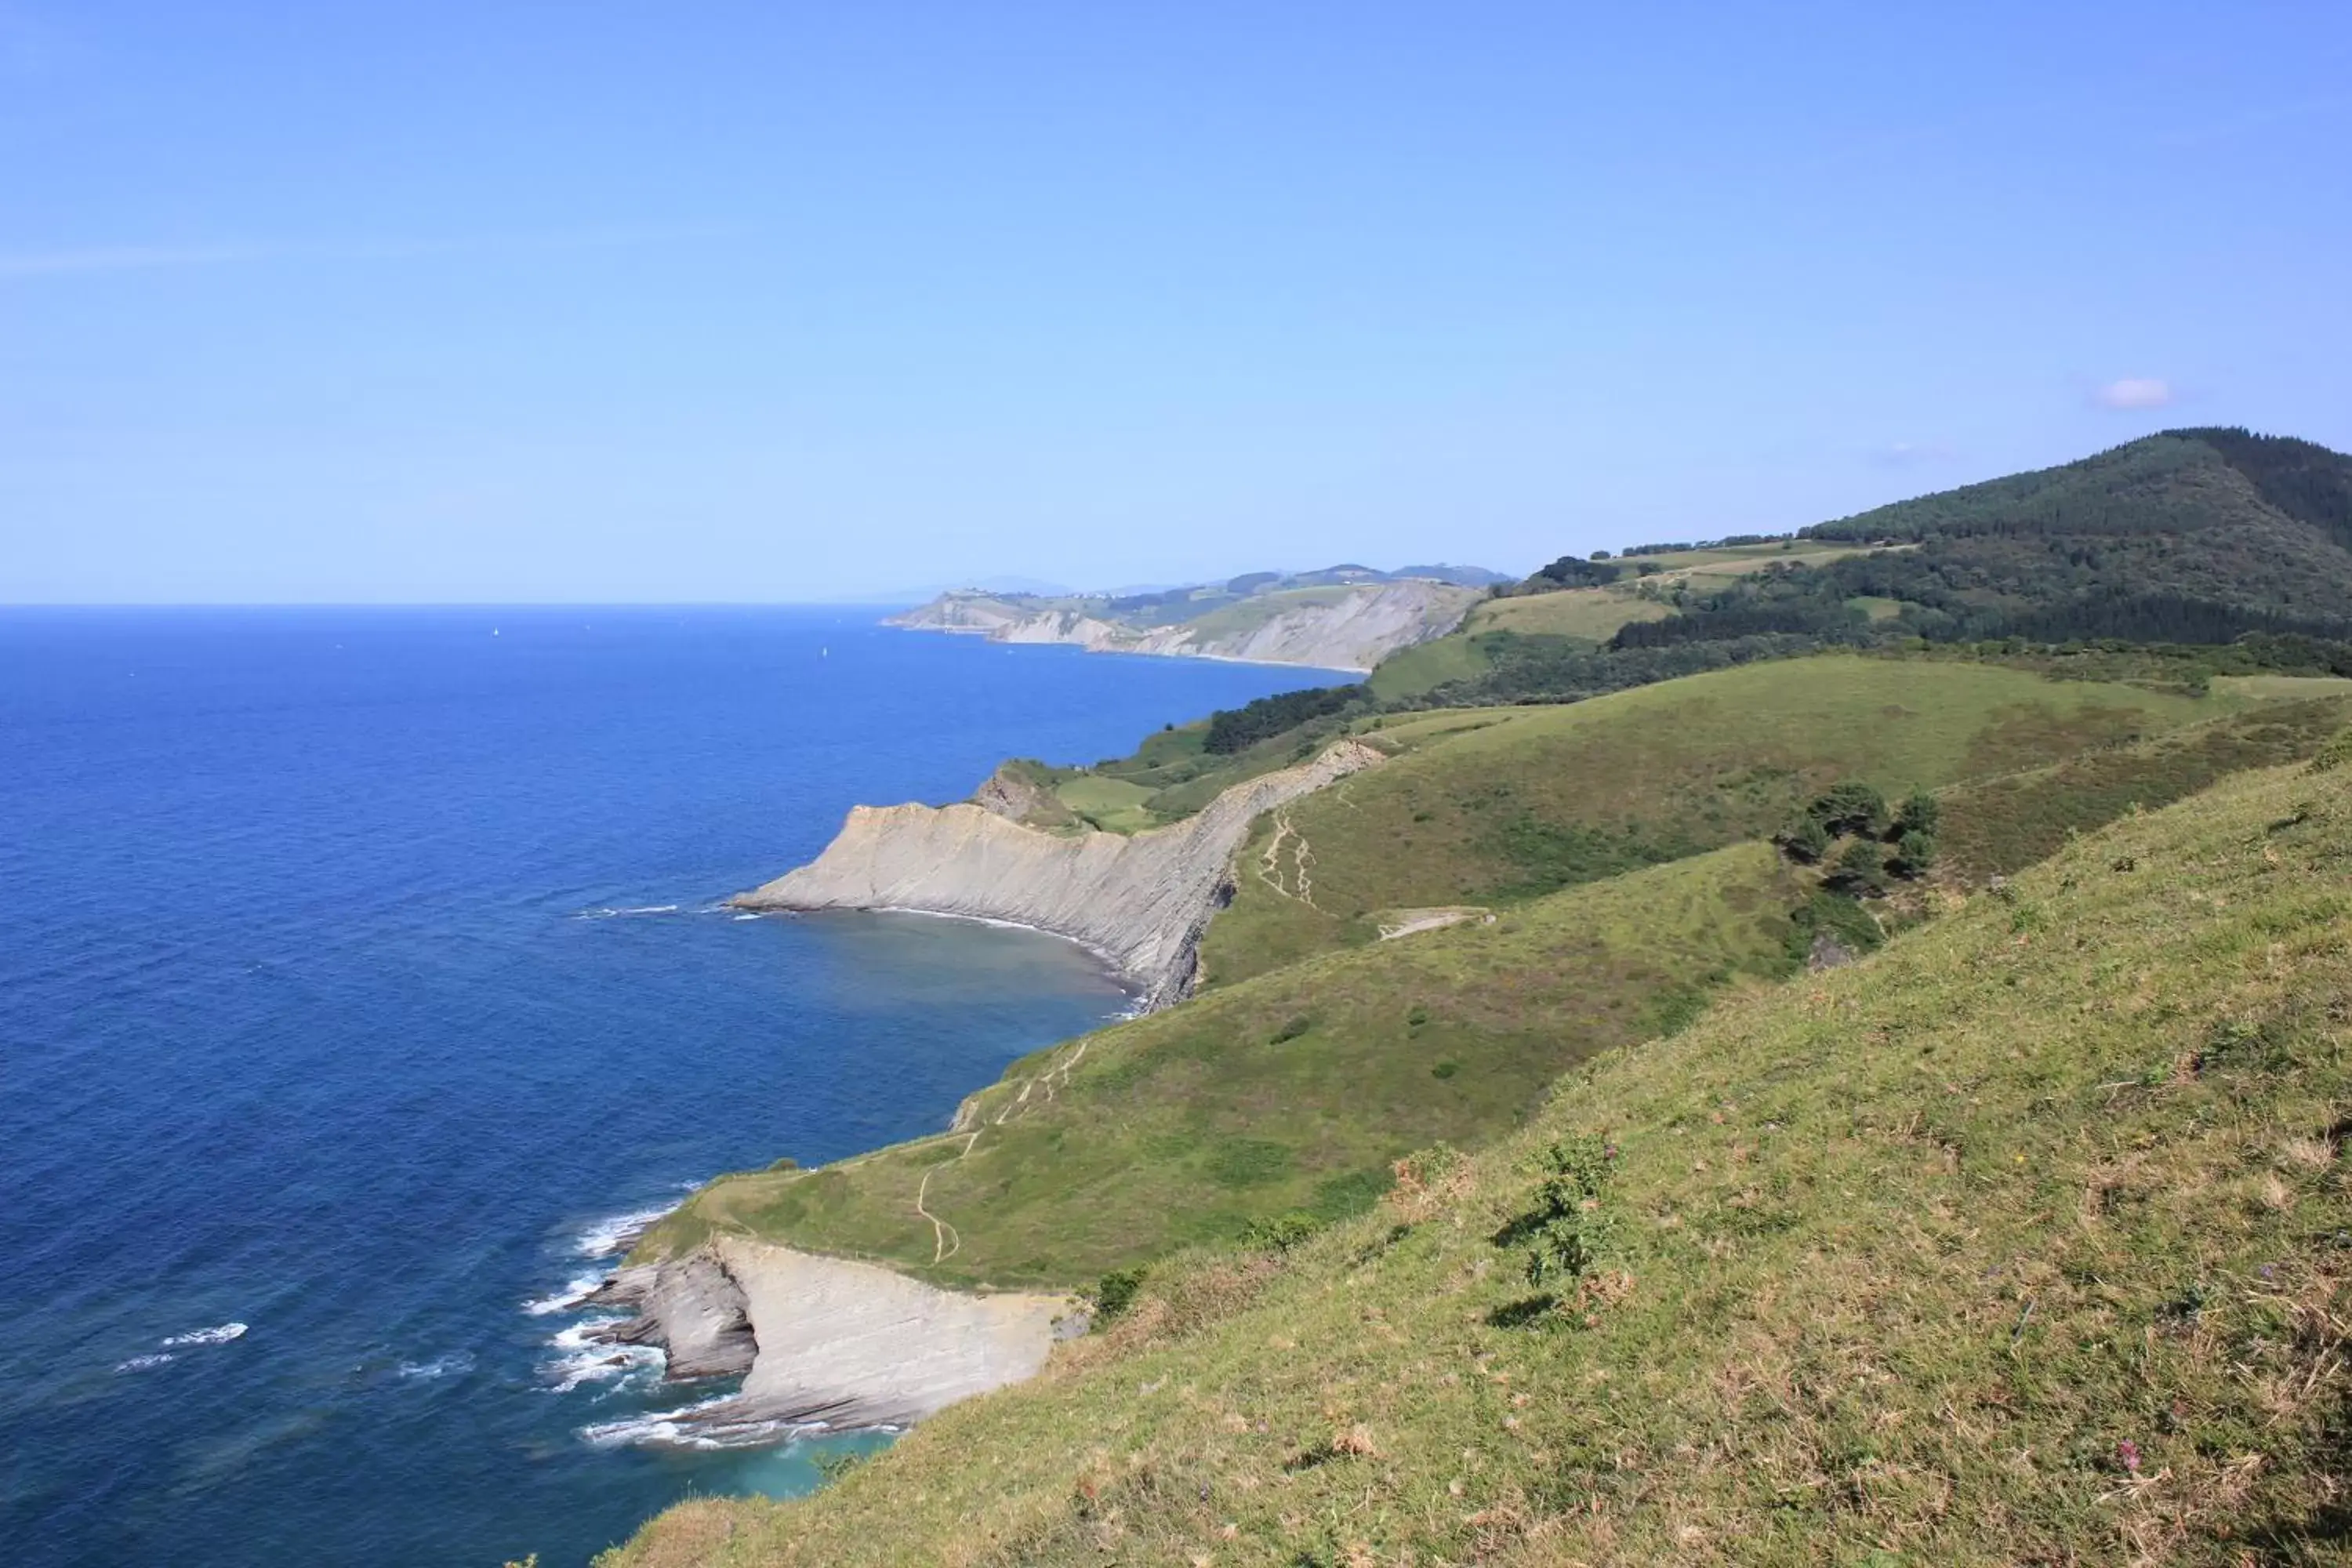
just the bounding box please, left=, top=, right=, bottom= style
left=0, top=606, right=1333, bottom=1567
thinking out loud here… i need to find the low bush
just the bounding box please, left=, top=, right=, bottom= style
left=1494, top=1134, right=1617, bottom=1287
left=1238, top=1211, right=1323, bottom=1251
left=1092, top=1267, right=1146, bottom=1320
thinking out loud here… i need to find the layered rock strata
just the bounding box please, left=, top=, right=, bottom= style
left=733, top=738, right=1384, bottom=1008
left=590, top=1237, right=1066, bottom=1434
left=888, top=580, right=1478, bottom=672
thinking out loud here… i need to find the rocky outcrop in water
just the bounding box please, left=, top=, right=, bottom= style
left=589, top=1252, right=757, bottom=1379
left=732, top=739, right=1385, bottom=1008
left=591, top=1237, right=1068, bottom=1436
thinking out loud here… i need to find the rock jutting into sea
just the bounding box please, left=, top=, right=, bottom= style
left=589, top=1236, right=1070, bottom=1436
left=731, top=737, right=1385, bottom=1009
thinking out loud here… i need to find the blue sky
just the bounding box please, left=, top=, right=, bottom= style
left=3, top=2, right=2347, bottom=602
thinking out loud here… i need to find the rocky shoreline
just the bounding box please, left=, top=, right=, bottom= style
left=583, top=1236, right=1072, bottom=1436
left=590, top=739, right=1385, bottom=1439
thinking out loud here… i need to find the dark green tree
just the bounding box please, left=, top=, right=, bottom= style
left=1809, top=780, right=1889, bottom=837
left=1889, top=829, right=1938, bottom=878
left=1094, top=1268, right=1147, bottom=1320
left=1831, top=838, right=1886, bottom=895
left=1893, top=788, right=1940, bottom=839
left=1780, top=814, right=1832, bottom=863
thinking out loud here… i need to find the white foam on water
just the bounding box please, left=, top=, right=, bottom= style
left=540, top=1319, right=662, bottom=1394
left=574, top=904, right=681, bottom=920
left=572, top=1203, right=674, bottom=1258
left=731, top=913, right=761, bottom=921
left=578, top=1395, right=804, bottom=1450
left=162, top=1322, right=248, bottom=1348
left=397, top=1351, right=476, bottom=1381
left=524, top=1272, right=608, bottom=1316
left=114, top=1352, right=176, bottom=1373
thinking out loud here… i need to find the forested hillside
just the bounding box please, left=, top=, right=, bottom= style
left=1193, top=428, right=2352, bottom=729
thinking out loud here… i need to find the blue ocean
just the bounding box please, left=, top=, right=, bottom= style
left=0, top=608, right=1329, bottom=1568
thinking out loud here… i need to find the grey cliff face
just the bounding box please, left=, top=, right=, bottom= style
left=585, top=1238, right=1066, bottom=1437
left=732, top=738, right=1384, bottom=1009
left=585, top=1254, right=755, bottom=1380
left=886, top=581, right=1477, bottom=672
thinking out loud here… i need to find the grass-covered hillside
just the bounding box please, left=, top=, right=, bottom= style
left=1367, top=540, right=1887, bottom=702
left=609, top=754, right=2352, bottom=1567
left=975, top=695, right=1474, bottom=835
left=1352, top=429, right=2352, bottom=711
left=1200, top=655, right=2258, bottom=986
left=631, top=662, right=2350, bottom=1298
left=633, top=840, right=1807, bottom=1290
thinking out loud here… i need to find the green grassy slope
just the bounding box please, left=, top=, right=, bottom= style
left=608, top=755, right=2352, bottom=1567
left=1465, top=583, right=1675, bottom=640
left=632, top=841, right=1806, bottom=1290
left=1366, top=542, right=1893, bottom=702
left=1202, top=654, right=2227, bottom=987
left=1935, top=691, right=2352, bottom=880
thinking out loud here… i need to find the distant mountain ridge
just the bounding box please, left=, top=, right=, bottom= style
left=887, top=564, right=1505, bottom=672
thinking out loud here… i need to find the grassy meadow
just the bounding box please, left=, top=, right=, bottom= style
left=608, top=755, right=2352, bottom=1567
left=1461, top=585, right=1675, bottom=641
left=1203, top=654, right=2230, bottom=987
left=633, top=840, right=1807, bottom=1290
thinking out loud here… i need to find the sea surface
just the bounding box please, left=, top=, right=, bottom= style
left=0, top=607, right=1334, bottom=1568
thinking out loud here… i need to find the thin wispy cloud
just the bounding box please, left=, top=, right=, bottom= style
left=2093, top=377, right=2174, bottom=412
left=0, top=225, right=748, bottom=281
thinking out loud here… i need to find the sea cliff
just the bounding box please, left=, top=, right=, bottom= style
left=602, top=737, right=1385, bottom=1428
left=733, top=737, right=1385, bottom=1008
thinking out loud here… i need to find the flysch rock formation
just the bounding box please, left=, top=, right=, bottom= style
left=888, top=579, right=1477, bottom=672
left=588, top=1236, right=1068, bottom=1436
left=732, top=736, right=1385, bottom=1009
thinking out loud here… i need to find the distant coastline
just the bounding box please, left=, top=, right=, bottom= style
left=884, top=568, right=1492, bottom=673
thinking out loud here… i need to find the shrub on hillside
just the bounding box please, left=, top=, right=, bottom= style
left=1238, top=1211, right=1323, bottom=1252
left=1830, top=838, right=1886, bottom=895
left=1094, top=1267, right=1147, bottom=1321
left=1889, top=829, right=1939, bottom=878
left=1778, top=814, right=1832, bottom=863
left=1893, top=787, right=1940, bottom=837
left=1809, top=780, right=1889, bottom=837
left=1494, top=1134, right=1617, bottom=1288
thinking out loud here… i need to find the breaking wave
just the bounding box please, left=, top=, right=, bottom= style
left=162, top=1322, right=248, bottom=1348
